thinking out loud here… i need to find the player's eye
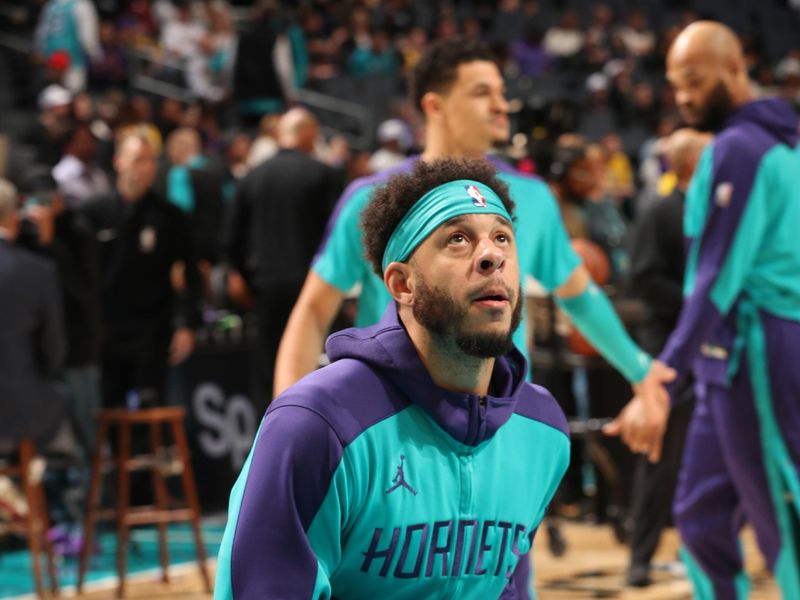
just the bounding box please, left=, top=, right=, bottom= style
left=448, top=232, right=467, bottom=244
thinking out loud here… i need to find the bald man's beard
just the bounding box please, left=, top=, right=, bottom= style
left=692, top=80, right=735, bottom=132
left=412, top=277, right=523, bottom=359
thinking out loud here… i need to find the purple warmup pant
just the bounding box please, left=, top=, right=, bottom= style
left=673, top=311, right=800, bottom=599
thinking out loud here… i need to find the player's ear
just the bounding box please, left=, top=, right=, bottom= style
left=420, top=91, right=442, bottom=120
left=384, top=262, right=413, bottom=306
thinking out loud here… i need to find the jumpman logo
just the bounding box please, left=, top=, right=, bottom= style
left=385, top=455, right=417, bottom=496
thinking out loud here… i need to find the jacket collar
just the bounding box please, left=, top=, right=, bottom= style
left=326, top=305, right=528, bottom=447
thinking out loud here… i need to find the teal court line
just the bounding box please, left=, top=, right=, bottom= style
left=0, top=522, right=224, bottom=599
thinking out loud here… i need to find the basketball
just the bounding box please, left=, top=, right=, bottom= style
left=571, top=238, right=611, bottom=286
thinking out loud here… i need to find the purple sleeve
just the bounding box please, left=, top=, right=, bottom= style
left=659, top=134, right=767, bottom=389
left=229, top=403, right=344, bottom=598
left=499, top=531, right=535, bottom=599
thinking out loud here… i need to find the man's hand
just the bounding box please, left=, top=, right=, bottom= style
left=26, top=205, right=55, bottom=246
left=632, top=359, right=676, bottom=412
left=603, top=396, right=669, bottom=462
left=604, top=360, right=676, bottom=462
left=226, top=269, right=254, bottom=310
left=169, top=327, right=195, bottom=365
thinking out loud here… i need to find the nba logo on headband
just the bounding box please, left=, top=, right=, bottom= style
left=466, top=184, right=487, bottom=207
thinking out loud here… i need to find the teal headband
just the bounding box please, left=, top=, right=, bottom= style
left=381, top=179, right=513, bottom=272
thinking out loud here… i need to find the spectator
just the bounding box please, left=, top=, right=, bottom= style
left=543, top=10, right=585, bottom=60
left=159, top=0, right=204, bottom=63
left=368, top=118, right=412, bottom=173
left=346, top=28, right=399, bottom=78
left=578, top=74, right=616, bottom=141
left=600, top=133, right=634, bottom=203
left=163, top=127, right=227, bottom=264
left=397, top=26, right=428, bottom=74
left=223, top=108, right=341, bottom=402
left=510, top=24, right=552, bottom=77
left=82, top=133, right=200, bottom=408
left=546, top=143, right=592, bottom=240
left=616, top=10, right=656, bottom=59
left=246, top=113, right=280, bottom=168
left=0, top=178, right=67, bottom=445
left=487, top=0, right=523, bottom=43
left=232, top=3, right=297, bottom=127
left=341, top=4, right=373, bottom=58
left=301, top=6, right=346, bottom=81
left=52, top=121, right=111, bottom=209
left=585, top=143, right=629, bottom=280
left=221, top=130, right=252, bottom=186
left=618, top=82, right=661, bottom=156
left=586, top=3, right=615, bottom=51
left=376, top=0, right=414, bottom=37
left=164, top=127, right=204, bottom=213
left=89, top=20, right=129, bottom=90
left=186, top=1, right=236, bottom=103
left=18, top=168, right=102, bottom=458
left=637, top=117, right=678, bottom=214
left=155, top=96, right=184, bottom=142
left=35, top=0, right=102, bottom=92
left=27, top=84, right=74, bottom=167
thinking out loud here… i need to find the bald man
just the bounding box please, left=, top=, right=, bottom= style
left=222, top=109, right=342, bottom=403
left=607, top=21, right=800, bottom=598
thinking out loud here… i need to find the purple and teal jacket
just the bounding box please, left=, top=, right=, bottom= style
left=659, top=99, right=800, bottom=391
left=215, top=307, right=570, bottom=599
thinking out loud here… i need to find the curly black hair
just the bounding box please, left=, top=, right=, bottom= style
left=411, top=38, right=497, bottom=112
left=361, top=158, right=515, bottom=276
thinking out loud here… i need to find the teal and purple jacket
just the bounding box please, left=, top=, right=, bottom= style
left=215, top=308, right=570, bottom=599
left=659, top=99, right=800, bottom=391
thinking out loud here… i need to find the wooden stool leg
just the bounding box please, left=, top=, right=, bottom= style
left=170, top=418, right=211, bottom=593
left=36, top=479, right=59, bottom=596
left=19, top=440, right=45, bottom=599
left=78, top=420, right=109, bottom=593
left=116, top=422, right=131, bottom=598
left=150, top=422, right=170, bottom=583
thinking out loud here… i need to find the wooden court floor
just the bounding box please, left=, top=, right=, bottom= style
left=60, top=523, right=779, bottom=599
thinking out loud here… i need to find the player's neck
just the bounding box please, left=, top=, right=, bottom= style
left=401, top=312, right=494, bottom=396
left=421, top=134, right=488, bottom=163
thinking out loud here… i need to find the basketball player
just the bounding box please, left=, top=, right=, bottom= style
left=274, top=38, right=675, bottom=416
left=606, top=21, right=800, bottom=598
left=216, top=158, right=570, bottom=598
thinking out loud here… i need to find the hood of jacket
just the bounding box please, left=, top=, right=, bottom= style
left=325, top=305, right=530, bottom=447
left=725, top=98, right=799, bottom=147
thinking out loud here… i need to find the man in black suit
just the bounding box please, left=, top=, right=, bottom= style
left=83, top=133, right=201, bottom=409
left=625, top=128, right=710, bottom=586
left=0, top=178, right=67, bottom=445
left=223, top=108, right=341, bottom=403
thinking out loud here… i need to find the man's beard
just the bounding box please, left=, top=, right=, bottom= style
left=411, top=276, right=522, bottom=359
left=691, top=80, right=735, bottom=132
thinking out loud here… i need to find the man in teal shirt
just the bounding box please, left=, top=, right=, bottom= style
left=274, top=38, right=673, bottom=421
left=35, top=0, right=101, bottom=92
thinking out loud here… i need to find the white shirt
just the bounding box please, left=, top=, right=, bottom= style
left=52, top=154, right=111, bottom=209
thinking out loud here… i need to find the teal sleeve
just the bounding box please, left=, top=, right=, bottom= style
left=557, top=281, right=651, bottom=383
left=313, top=186, right=372, bottom=292
left=288, top=24, right=308, bottom=88
left=166, top=165, right=194, bottom=213
left=513, top=179, right=581, bottom=291
left=708, top=150, right=773, bottom=315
